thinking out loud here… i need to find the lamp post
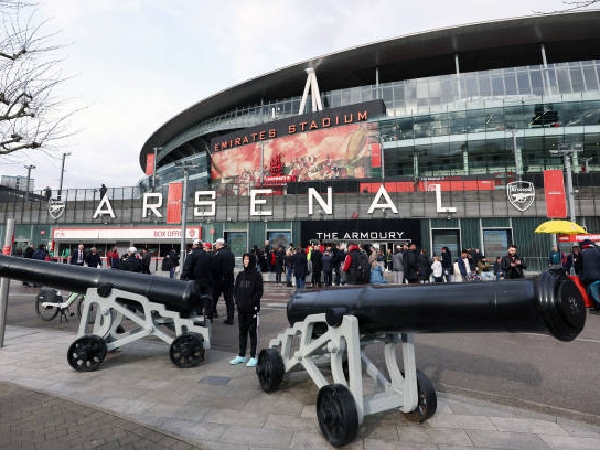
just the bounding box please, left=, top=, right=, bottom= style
left=152, top=147, right=160, bottom=190
left=549, top=142, right=582, bottom=222
left=58, top=152, right=72, bottom=200
left=175, top=161, right=199, bottom=268
left=23, top=164, right=35, bottom=201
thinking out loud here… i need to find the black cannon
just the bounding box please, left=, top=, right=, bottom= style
left=0, top=254, right=211, bottom=371
left=256, top=271, right=586, bottom=447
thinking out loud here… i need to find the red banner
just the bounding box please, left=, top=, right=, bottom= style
left=371, top=142, right=381, bottom=168
left=167, top=182, right=182, bottom=224
left=145, top=153, right=155, bottom=175
left=544, top=170, right=567, bottom=218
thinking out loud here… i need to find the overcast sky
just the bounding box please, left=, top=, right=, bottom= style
left=0, top=0, right=591, bottom=191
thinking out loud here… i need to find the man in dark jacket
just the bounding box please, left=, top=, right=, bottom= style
left=291, top=246, right=308, bottom=290
left=310, top=243, right=323, bottom=287
left=212, top=238, right=236, bottom=324
left=575, top=238, right=600, bottom=310
left=140, top=248, right=152, bottom=275
left=180, top=239, right=214, bottom=317
left=85, top=247, right=102, bottom=268
left=403, top=242, right=420, bottom=284
left=500, top=245, right=526, bottom=279
left=119, top=247, right=141, bottom=272
left=342, top=243, right=366, bottom=286
left=275, top=245, right=285, bottom=284
left=22, top=244, right=35, bottom=286
left=229, top=253, right=263, bottom=367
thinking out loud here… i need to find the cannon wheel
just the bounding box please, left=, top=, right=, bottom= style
left=67, top=335, right=107, bottom=372
left=256, top=349, right=284, bottom=393
left=317, top=384, right=358, bottom=447
left=169, top=334, right=205, bottom=368
left=403, top=370, right=437, bottom=422
left=35, top=292, right=59, bottom=321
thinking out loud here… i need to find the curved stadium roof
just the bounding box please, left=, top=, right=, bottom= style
left=139, top=10, right=600, bottom=172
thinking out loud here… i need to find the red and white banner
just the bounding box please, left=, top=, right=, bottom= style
left=544, top=170, right=567, bottom=218
left=371, top=142, right=382, bottom=168
left=557, top=234, right=598, bottom=243
left=167, top=182, right=183, bottom=224
left=52, top=226, right=202, bottom=241
left=145, top=153, right=155, bottom=176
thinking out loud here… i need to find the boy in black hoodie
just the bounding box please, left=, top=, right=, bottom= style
left=229, top=253, right=263, bottom=367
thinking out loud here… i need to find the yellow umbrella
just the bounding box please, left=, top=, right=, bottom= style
left=534, top=220, right=587, bottom=235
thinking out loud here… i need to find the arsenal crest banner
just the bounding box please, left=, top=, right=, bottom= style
left=543, top=170, right=567, bottom=218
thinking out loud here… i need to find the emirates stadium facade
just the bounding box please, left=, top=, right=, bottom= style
left=3, top=10, right=600, bottom=270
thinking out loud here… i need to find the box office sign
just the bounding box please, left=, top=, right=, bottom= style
left=52, top=226, right=202, bottom=241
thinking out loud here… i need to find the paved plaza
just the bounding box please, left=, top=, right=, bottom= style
left=0, top=320, right=599, bottom=450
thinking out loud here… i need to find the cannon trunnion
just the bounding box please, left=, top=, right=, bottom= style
left=257, top=272, right=586, bottom=447
left=0, top=254, right=211, bottom=370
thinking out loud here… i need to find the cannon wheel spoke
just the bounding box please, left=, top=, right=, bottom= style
left=317, top=384, right=358, bottom=447
left=67, top=335, right=107, bottom=372
left=403, top=370, right=437, bottom=422
left=256, top=348, right=284, bottom=393
left=169, top=334, right=205, bottom=368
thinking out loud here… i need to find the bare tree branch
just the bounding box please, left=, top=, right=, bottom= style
left=0, top=0, right=76, bottom=156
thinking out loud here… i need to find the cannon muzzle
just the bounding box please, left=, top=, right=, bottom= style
left=0, top=254, right=195, bottom=312
left=287, top=271, right=586, bottom=341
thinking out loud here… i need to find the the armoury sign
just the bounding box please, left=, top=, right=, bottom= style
left=301, top=218, right=420, bottom=245
left=506, top=181, right=535, bottom=212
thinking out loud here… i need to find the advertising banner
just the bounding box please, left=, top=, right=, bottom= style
left=145, top=153, right=155, bottom=175
left=544, top=170, right=567, bottom=218
left=167, top=182, right=183, bottom=224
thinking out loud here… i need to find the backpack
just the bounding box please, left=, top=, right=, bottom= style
left=352, top=252, right=371, bottom=283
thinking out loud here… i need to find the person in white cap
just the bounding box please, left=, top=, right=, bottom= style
left=180, top=238, right=214, bottom=317
left=119, top=247, right=141, bottom=272
left=212, top=237, right=236, bottom=324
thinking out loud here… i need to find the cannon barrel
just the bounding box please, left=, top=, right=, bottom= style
left=0, top=254, right=196, bottom=312
left=287, top=271, right=586, bottom=342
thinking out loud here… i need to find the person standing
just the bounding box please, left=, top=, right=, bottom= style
left=107, top=246, right=120, bottom=268
left=342, top=244, right=369, bottom=286
left=500, top=245, right=527, bottom=279
left=212, top=238, right=236, bottom=324
left=431, top=255, right=443, bottom=282
left=292, top=246, right=308, bottom=290
left=403, top=242, right=420, bottom=284
left=321, top=247, right=333, bottom=287
left=140, top=248, right=152, bottom=274
left=575, top=238, right=600, bottom=311
left=32, top=244, right=47, bottom=260
left=71, top=244, right=86, bottom=266
left=417, top=248, right=431, bottom=283
left=457, top=248, right=472, bottom=280
left=119, top=247, right=141, bottom=272
left=85, top=247, right=102, bottom=268
left=548, top=245, right=562, bottom=267
left=229, top=253, right=263, bottom=367
left=493, top=256, right=503, bottom=280
left=99, top=184, right=107, bottom=199
left=43, top=186, right=52, bottom=202
left=285, top=247, right=294, bottom=287
left=392, top=245, right=405, bottom=284
left=275, top=245, right=285, bottom=284
left=310, top=243, right=323, bottom=288
left=180, top=239, right=214, bottom=317
left=441, top=246, right=452, bottom=282
left=332, top=243, right=345, bottom=286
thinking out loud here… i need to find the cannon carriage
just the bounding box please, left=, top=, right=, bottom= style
left=256, top=271, right=586, bottom=447
left=0, top=254, right=211, bottom=371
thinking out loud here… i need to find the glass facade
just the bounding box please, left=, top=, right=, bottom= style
left=155, top=60, right=600, bottom=184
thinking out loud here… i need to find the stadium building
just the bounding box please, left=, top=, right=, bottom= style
left=3, top=10, right=600, bottom=269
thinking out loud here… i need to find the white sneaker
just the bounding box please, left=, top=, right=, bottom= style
left=229, top=355, right=247, bottom=365
left=246, top=357, right=258, bottom=367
